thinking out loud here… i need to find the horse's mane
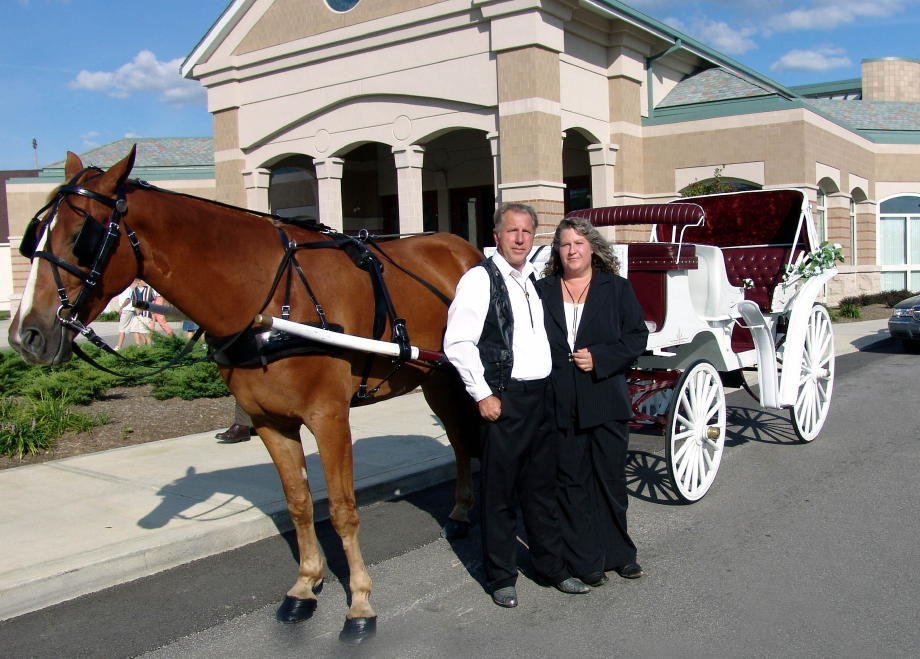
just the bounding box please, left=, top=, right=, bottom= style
left=127, top=178, right=334, bottom=233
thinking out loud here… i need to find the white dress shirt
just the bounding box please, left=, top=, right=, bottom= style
left=444, top=252, right=552, bottom=402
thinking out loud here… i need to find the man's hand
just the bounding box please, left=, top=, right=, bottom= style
left=572, top=347, right=593, bottom=372
left=478, top=395, right=501, bottom=421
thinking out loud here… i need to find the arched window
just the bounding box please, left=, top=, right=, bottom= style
left=878, top=194, right=920, bottom=291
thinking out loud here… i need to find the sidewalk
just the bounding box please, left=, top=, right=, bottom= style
left=0, top=318, right=891, bottom=621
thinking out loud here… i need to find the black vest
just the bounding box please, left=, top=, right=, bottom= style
left=477, top=258, right=518, bottom=394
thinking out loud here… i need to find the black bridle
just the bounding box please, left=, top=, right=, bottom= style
left=17, top=170, right=208, bottom=378
left=19, top=167, right=142, bottom=332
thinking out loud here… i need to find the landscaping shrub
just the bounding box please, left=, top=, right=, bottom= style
left=0, top=333, right=228, bottom=457
left=838, top=302, right=861, bottom=319
left=0, top=394, right=105, bottom=458
left=838, top=289, right=917, bottom=308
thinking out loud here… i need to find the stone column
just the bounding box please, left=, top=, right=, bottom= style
left=241, top=168, right=270, bottom=213
left=495, top=46, right=564, bottom=238
left=392, top=145, right=425, bottom=234
left=314, top=157, right=344, bottom=232
left=588, top=143, right=619, bottom=207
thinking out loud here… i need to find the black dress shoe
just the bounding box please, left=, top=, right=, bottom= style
left=491, top=586, right=518, bottom=608
left=216, top=424, right=255, bottom=443
left=614, top=562, right=645, bottom=579
left=554, top=577, right=590, bottom=594
left=580, top=572, right=609, bottom=587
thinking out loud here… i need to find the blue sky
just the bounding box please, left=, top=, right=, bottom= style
left=1, top=0, right=917, bottom=171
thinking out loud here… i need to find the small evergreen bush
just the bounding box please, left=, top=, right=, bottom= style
left=838, top=302, right=861, bottom=319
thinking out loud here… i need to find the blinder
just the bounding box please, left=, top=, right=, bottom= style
left=18, top=215, right=43, bottom=259
left=72, top=214, right=107, bottom=267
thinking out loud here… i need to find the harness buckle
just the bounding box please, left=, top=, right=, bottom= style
left=281, top=304, right=291, bottom=320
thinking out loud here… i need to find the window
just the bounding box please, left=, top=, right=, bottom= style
left=849, top=198, right=857, bottom=265
left=879, top=195, right=920, bottom=291
left=815, top=190, right=826, bottom=243
left=326, top=0, right=360, bottom=11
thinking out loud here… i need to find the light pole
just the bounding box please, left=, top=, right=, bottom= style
left=32, top=138, right=39, bottom=170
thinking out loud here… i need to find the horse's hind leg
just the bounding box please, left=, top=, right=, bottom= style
left=310, top=414, right=376, bottom=645
left=422, top=367, right=477, bottom=539
left=258, top=426, right=325, bottom=624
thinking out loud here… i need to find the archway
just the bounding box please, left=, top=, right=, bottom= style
left=339, top=142, right=398, bottom=234
left=421, top=128, right=494, bottom=249
left=268, top=155, right=318, bottom=220
left=562, top=130, right=592, bottom=213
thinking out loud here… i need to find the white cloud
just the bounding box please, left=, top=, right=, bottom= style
left=70, top=50, right=206, bottom=107
left=124, top=132, right=140, bottom=139
left=665, top=16, right=758, bottom=55
left=81, top=131, right=101, bottom=150
left=770, top=46, right=852, bottom=72
left=766, top=0, right=907, bottom=32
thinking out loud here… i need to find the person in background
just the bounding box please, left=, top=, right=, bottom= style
left=128, top=280, right=155, bottom=346
left=114, top=280, right=138, bottom=351
left=444, top=202, right=589, bottom=608
left=149, top=290, right=174, bottom=336
left=535, top=216, right=649, bottom=587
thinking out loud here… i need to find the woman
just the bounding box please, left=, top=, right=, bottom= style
left=535, top=216, right=649, bottom=586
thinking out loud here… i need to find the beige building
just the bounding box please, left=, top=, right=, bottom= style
left=5, top=138, right=215, bottom=310
left=6, top=0, right=920, bottom=306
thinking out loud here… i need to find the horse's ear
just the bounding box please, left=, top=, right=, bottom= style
left=98, top=145, right=137, bottom=192
left=64, top=151, right=84, bottom=180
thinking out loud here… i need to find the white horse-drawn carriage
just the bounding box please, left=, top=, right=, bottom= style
left=563, top=189, right=837, bottom=502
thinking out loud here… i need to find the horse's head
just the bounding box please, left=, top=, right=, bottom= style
left=9, top=147, right=141, bottom=364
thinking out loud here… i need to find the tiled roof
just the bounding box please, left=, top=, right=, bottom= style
left=47, top=137, right=213, bottom=168
left=659, top=68, right=774, bottom=107
left=806, top=99, right=920, bottom=130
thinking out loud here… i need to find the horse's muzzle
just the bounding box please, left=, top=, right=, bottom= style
left=12, top=321, right=73, bottom=365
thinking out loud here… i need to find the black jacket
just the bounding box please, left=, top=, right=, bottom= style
left=536, top=271, right=648, bottom=428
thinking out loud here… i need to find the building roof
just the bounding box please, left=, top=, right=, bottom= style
left=46, top=137, right=214, bottom=169
left=659, top=68, right=773, bottom=107
left=806, top=99, right=920, bottom=131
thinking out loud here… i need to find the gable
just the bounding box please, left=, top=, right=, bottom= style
left=234, top=0, right=448, bottom=55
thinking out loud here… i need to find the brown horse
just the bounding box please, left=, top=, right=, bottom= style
left=8, top=147, right=481, bottom=644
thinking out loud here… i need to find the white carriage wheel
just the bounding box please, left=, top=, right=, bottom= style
left=665, top=361, right=726, bottom=503
left=790, top=304, right=835, bottom=443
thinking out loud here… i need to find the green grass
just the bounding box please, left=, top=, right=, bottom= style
left=0, top=333, right=229, bottom=458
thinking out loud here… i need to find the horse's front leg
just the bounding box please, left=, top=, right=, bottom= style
left=257, top=425, right=325, bottom=624
left=310, top=411, right=376, bottom=645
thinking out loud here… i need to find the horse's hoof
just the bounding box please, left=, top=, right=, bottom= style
left=276, top=595, right=317, bottom=624
left=441, top=518, right=471, bottom=539
left=338, top=616, right=377, bottom=645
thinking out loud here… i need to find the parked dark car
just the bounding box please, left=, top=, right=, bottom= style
left=888, top=293, right=920, bottom=351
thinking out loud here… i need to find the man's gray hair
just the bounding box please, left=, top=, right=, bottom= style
left=494, top=202, right=538, bottom=232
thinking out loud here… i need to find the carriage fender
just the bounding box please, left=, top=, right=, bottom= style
left=777, top=269, right=837, bottom=408
left=737, top=300, right=780, bottom=409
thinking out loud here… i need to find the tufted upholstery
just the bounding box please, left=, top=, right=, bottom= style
left=627, top=243, right=698, bottom=330
left=722, top=246, right=801, bottom=311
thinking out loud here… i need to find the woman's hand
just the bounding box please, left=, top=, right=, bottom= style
left=572, top=347, right=593, bottom=372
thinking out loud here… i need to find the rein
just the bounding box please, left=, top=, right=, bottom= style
left=22, top=176, right=455, bottom=393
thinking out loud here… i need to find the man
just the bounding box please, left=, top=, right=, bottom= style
left=444, top=202, right=589, bottom=608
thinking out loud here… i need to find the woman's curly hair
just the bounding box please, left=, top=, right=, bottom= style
left=543, top=215, right=620, bottom=277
